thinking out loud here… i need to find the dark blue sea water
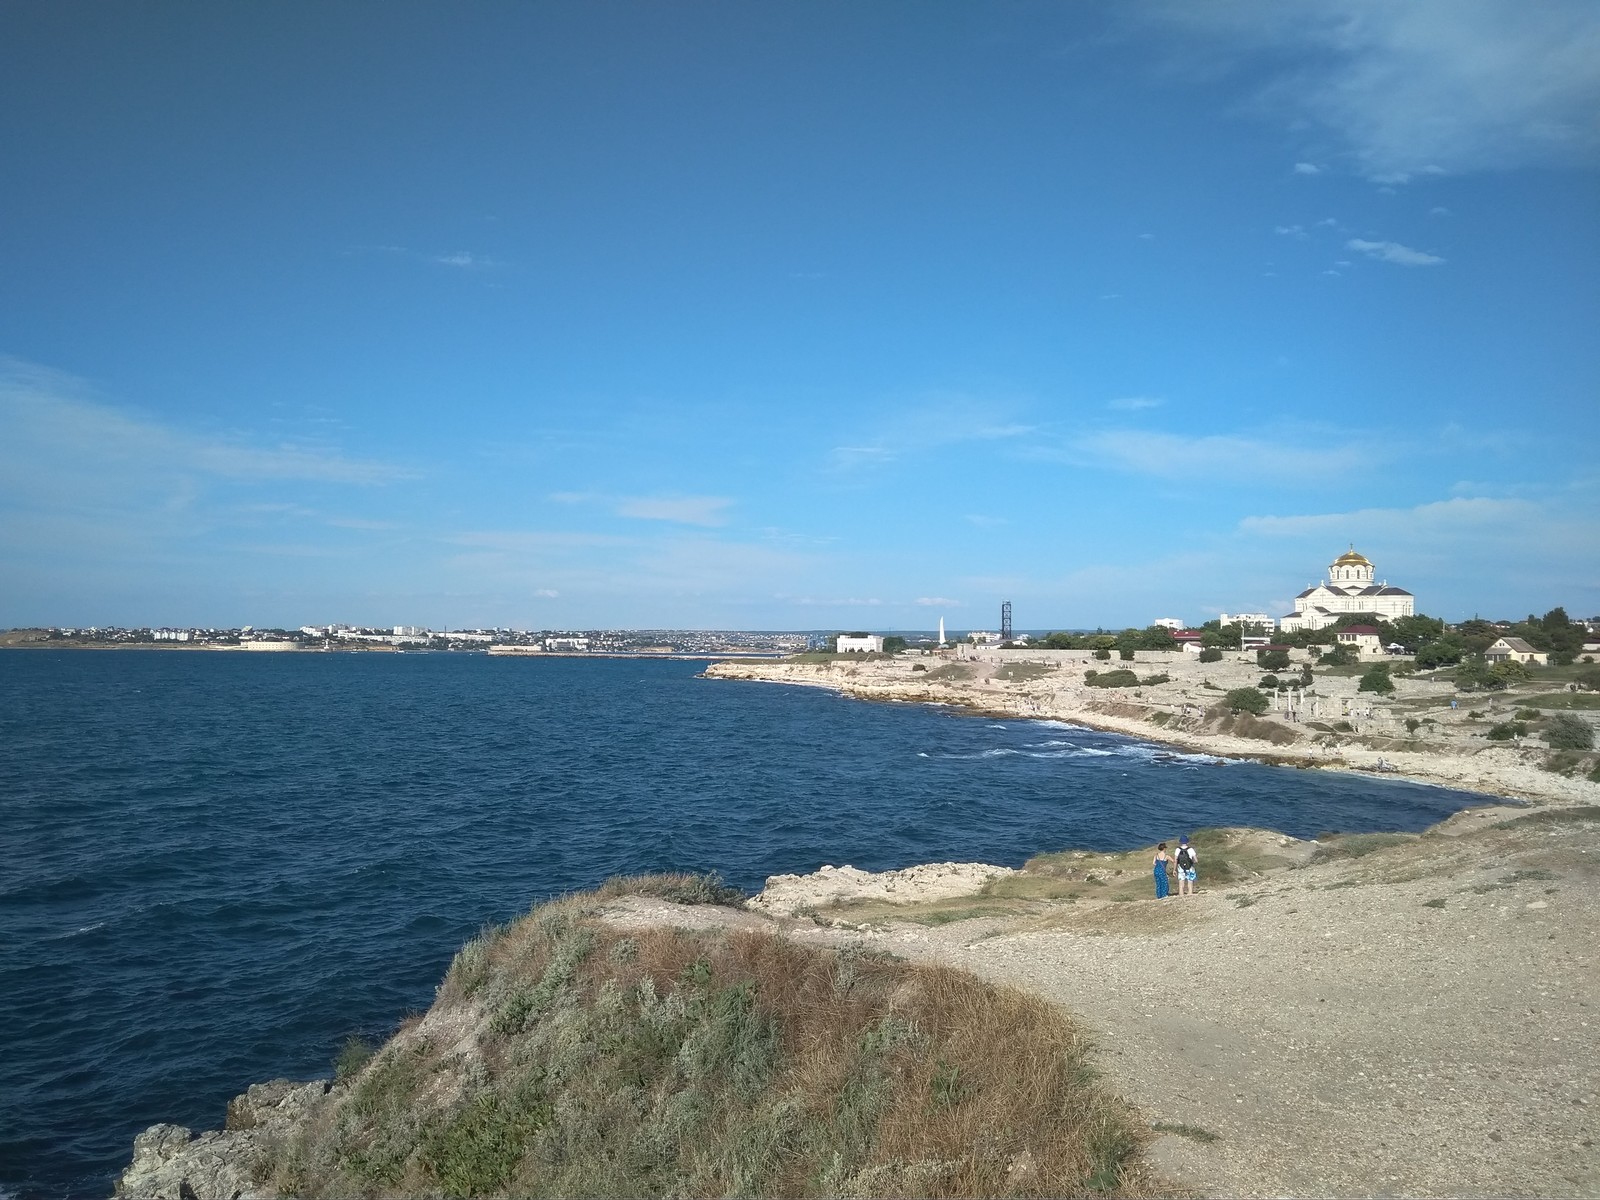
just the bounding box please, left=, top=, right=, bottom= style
left=0, top=650, right=1490, bottom=1198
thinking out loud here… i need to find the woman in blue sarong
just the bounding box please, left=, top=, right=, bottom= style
left=1153, top=841, right=1172, bottom=899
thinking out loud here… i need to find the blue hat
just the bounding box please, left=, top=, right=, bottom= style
left=1179, top=836, right=1189, bottom=844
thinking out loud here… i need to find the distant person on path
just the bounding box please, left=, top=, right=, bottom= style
left=1153, top=842, right=1171, bottom=899
left=1175, top=836, right=1198, bottom=896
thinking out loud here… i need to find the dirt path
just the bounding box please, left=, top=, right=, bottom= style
left=762, top=812, right=1599, bottom=1197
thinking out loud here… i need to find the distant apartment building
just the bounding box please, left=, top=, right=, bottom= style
left=151, top=629, right=191, bottom=641
left=1219, top=613, right=1276, bottom=631
left=836, top=634, right=884, bottom=654
left=1153, top=618, right=1184, bottom=631
left=394, top=625, right=427, bottom=637
left=543, top=636, right=590, bottom=652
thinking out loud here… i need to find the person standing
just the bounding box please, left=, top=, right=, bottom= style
left=1175, top=835, right=1198, bottom=896
left=1153, top=842, right=1172, bottom=899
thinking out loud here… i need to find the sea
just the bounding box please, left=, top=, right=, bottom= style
left=0, top=649, right=1492, bottom=1198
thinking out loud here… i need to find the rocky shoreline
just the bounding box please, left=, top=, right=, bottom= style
left=702, top=652, right=1600, bottom=806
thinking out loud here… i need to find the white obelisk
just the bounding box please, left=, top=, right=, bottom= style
left=938, top=617, right=946, bottom=647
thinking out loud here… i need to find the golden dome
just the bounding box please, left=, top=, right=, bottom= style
left=1333, top=545, right=1371, bottom=567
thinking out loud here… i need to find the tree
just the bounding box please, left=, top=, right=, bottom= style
left=881, top=635, right=907, bottom=656
left=1199, top=646, right=1222, bottom=663
left=1414, top=635, right=1467, bottom=670
left=1453, top=656, right=1507, bottom=692
left=1259, top=674, right=1280, bottom=690
left=1357, top=665, right=1394, bottom=694
left=1224, top=687, right=1269, bottom=715
left=1318, top=643, right=1356, bottom=667
left=1545, top=714, right=1595, bottom=751
left=1576, top=666, right=1600, bottom=692
left=1257, top=648, right=1291, bottom=671
left=1387, top=614, right=1446, bottom=653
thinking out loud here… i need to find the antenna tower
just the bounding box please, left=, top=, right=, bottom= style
left=1000, top=600, right=1013, bottom=642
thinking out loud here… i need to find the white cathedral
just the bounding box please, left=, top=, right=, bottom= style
left=1278, top=547, right=1415, bottom=633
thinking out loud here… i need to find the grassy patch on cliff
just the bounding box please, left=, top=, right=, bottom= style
left=269, top=876, right=1155, bottom=1197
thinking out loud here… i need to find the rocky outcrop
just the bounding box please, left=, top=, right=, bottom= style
left=747, top=860, right=1017, bottom=916
left=116, top=1080, right=329, bottom=1200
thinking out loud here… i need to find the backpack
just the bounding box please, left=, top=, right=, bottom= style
left=1176, top=847, right=1195, bottom=870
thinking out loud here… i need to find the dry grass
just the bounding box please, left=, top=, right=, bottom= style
left=266, top=876, right=1160, bottom=1198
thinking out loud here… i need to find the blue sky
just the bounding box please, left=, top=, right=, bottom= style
left=2, top=1, right=1596, bottom=631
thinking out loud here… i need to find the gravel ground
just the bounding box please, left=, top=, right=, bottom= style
left=787, top=810, right=1600, bottom=1198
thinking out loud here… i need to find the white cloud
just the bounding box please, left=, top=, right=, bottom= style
left=1240, top=496, right=1539, bottom=538
left=1107, top=395, right=1164, bottom=411
left=1292, top=162, right=1323, bottom=175
left=1049, top=429, right=1369, bottom=480
left=1273, top=224, right=1308, bottom=238
left=614, top=495, right=734, bottom=526
left=547, top=491, right=735, bottom=527
left=533, top=588, right=559, bottom=598
left=433, top=251, right=503, bottom=269
left=1346, top=238, right=1445, bottom=266
left=915, top=596, right=962, bottom=607
left=1141, top=1, right=1600, bottom=178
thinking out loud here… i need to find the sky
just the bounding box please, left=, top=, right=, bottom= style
left=2, top=1, right=1597, bottom=632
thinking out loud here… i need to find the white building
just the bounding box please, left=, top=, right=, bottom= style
left=394, top=625, right=426, bottom=637
left=1279, top=548, right=1415, bottom=633
left=1219, top=613, right=1276, bottom=631
left=837, top=634, right=885, bottom=654
left=1334, top=625, right=1383, bottom=657
left=543, top=636, right=589, bottom=652
left=1153, top=618, right=1185, bottom=631
left=1485, top=637, right=1547, bottom=666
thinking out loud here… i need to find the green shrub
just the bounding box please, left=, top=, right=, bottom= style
left=1515, top=708, right=1541, bottom=721
left=1198, top=647, right=1223, bottom=663
left=1093, top=648, right=1111, bottom=661
left=1224, top=687, right=1269, bottom=715
left=1086, top=669, right=1140, bottom=689
left=1140, top=673, right=1170, bottom=686
left=1405, top=718, right=1421, bottom=733
left=1258, top=674, right=1279, bottom=690
left=335, top=1036, right=377, bottom=1082
left=1357, top=665, right=1394, bottom=694
left=1119, top=647, right=1135, bottom=661
left=1333, top=720, right=1353, bottom=732
left=1318, top=644, right=1356, bottom=666
left=1545, top=713, right=1595, bottom=750
left=1485, top=721, right=1528, bottom=741
left=1257, top=648, right=1291, bottom=671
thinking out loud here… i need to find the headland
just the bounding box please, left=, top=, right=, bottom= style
left=703, top=649, right=1600, bottom=806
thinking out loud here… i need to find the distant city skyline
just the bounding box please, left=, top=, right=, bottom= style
left=2, top=3, right=1596, bottom=630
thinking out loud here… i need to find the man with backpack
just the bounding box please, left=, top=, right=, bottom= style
left=1175, top=835, right=1198, bottom=896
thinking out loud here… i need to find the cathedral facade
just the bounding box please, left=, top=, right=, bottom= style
left=1278, top=547, right=1415, bottom=633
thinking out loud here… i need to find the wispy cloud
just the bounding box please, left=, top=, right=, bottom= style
left=1346, top=238, right=1445, bottom=266
left=615, top=495, right=733, bottom=526
left=915, top=596, right=961, bottom=607
left=1273, top=224, right=1308, bottom=238
left=548, top=491, right=734, bottom=526
left=1140, top=2, right=1600, bottom=178
left=1107, top=395, right=1164, bottom=411
left=1292, top=161, right=1322, bottom=175
left=824, top=395, right=1033, bottom=473
left=432, top=251, right=503, bottom=269
left=0, top=358, right=417, bottom=500
left=1041, top=429, right=1369, bottom=481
